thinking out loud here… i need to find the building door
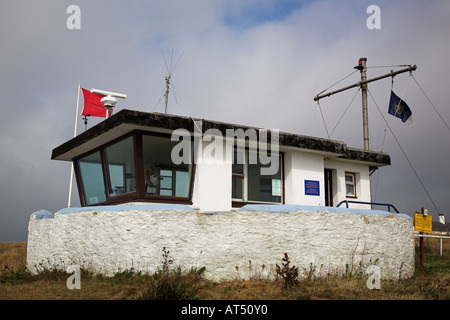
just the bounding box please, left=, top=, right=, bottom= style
left=324, top=169, right=333, bottom=207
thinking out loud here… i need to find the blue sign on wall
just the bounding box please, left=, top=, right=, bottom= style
left=305, top=180, right=320, bottom=196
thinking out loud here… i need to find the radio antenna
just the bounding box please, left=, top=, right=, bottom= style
left=161, top=49, right=184, bottom=113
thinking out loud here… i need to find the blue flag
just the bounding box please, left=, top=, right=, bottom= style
left=388, top=90, right=413, bottom=124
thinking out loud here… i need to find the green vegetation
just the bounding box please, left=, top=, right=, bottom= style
left=0, top=239, right=448, bottom=300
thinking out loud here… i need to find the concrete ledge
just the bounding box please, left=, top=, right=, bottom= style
left=56, top=203, right=194, bottom=214
left=30, top=210, right=53, bottom=220
left=237, top=204, right=412, bottom=219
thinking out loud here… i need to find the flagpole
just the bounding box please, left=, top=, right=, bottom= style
left=68, top=83, right=81, bottom=208
left=313, top=59, right=417, bottom=150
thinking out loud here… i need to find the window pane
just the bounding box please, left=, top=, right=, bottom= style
left=105, top=136, right=136, bottom=197
left=346, top=184, right=355, bottom=196
left=109, top=164, right=124, bottom=194
left=160, top=169, right=173, bottom=177
left=175, top=171, right=189, bottom=197
left=231, top=149, right=244, bottom=200
left=78, top=151, right=106, bottom=205
left=232, top=176, right=243, bottom=200
left=232, top=149, right=244, bottom=174
left=143, top=135, right=192, bottom=197
left=160, top=176, right=173, bottom=190
left=160, top=189, right=173, bottom=196
left=247, top=153, right=282, bottom=203
left=345, top=173, right=355, bottom=196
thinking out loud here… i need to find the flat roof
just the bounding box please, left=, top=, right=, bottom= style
left=51, top=109, right=390, bottom=166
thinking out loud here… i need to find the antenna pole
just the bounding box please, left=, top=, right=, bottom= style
left=359, top=58, right=370, bottom=150
left=164, top=75, right=171, bottom=113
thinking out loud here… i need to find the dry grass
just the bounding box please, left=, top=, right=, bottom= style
left=0, top=240, right=448, bottom=300
left=0, top=242, right=27, bottom=274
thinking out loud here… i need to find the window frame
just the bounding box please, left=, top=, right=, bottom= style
left=140, top=131, right=195, bottom=203
left=231, top=148, right=245, bottom=201
left=77, top=151, right=108, bottom=206
left=345, top=172, right=357, bottom=198
left=103, top=135, right=137, bottom=198
left=231, top=148, right=284, bottom=208
left=74, top=130, right=196, bottom=207
left=232, top=174, right=245, bottom=201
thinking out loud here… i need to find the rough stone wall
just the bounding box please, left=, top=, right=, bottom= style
left=27, top=205, right=414, bottom=280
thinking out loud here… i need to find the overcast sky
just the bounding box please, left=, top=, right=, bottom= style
left=1, top=0, right=449, bottom=242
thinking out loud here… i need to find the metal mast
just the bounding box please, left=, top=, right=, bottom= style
left=358, top=58, right=370, bottom=150
left=164, top=75, right=171, bottom=114
left=314, top=58, right=417, bottom=150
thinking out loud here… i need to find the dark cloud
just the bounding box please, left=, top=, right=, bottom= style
left=1, top=0, right=449, bottom=242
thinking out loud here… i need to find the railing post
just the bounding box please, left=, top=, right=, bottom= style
left=419, top=207, right=424, bottom=268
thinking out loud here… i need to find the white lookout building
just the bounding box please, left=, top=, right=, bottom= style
left=27, top=109, right=414, bottom=280
left=51, top=110, right=391, bottom=211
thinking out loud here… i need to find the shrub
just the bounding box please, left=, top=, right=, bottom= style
left=275, top=253, right=299, bottom=290
left=136, top=247, right=205, bottom=300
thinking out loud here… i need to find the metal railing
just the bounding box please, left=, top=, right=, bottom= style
left=336, top=200, right=400, bottom=213
left=414, top=232, right=450, bottom=256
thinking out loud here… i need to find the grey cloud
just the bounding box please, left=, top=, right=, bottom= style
left=0, top=0, right=449, bottom=242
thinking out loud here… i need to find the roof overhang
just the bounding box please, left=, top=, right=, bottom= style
left=51, top=109, right=390, bottom=167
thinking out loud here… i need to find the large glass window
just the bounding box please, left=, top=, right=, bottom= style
left=105, top=136, right=136, bottom=197
left=75, top=132, right=194, bottom=206
left=78, top=151, right=106, bottom=205
left=232, top=149, right=283, bottom=204
left=142, top=135, right=192, bottom=198
left=248, top=151, right=282, bottom=203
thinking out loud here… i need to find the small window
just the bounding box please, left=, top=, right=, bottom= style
left=105, top=136, right=136, bottom=197
left=248, top=159, right=282, bottom=203
left=142, top=134, right=192, bottom=198
left=232, top=148, right=283, bottom=204
left=345, top=172, right=356, bottom=197
left=78, top=151, right=106, bottom=205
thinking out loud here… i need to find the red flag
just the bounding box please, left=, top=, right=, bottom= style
left=81, top=88, right=111, bottom=117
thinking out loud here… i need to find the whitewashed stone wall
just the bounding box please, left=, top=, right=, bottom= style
left=27, top=204, right=414, bottom=280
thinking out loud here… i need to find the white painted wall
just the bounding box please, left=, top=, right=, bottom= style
left=284, top=151, right=325, bottom=206
left=190, top=144, right=376, bottom=211
left=324, top=159, right=372, bottom=209
left=27, top=205, right=414, bottom=280
left=191, top=134, right=232, bottom=211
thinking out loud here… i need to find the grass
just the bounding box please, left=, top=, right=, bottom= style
left=0, top=239, right=448, bottom=300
